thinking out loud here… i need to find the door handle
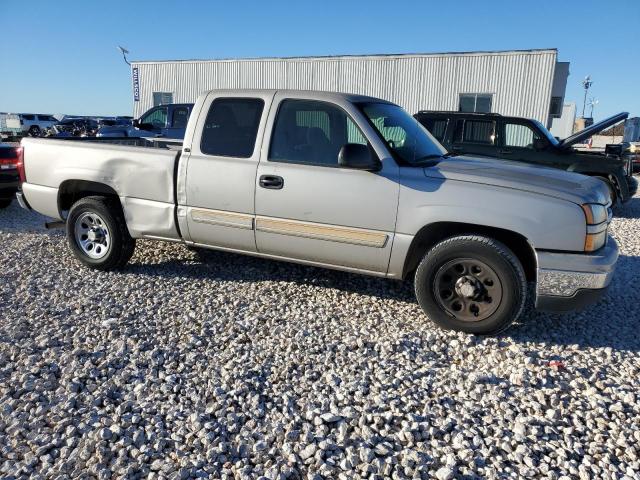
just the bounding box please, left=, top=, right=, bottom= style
left=498, top=149, right=512, bottom=154
left=259, top=175, right=284, bottom=190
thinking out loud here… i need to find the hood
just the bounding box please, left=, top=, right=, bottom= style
left=558, top=112, right=628, bottom=149
left=424, top=156, right=610, bottom=205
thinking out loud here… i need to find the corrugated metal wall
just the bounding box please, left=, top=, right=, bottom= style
left=132, top=50, right=558, bottom=124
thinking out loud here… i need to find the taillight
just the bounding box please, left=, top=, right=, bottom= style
left=16, top=147, right=26, bottom=182
left=0, top=147, right=19, bottom=170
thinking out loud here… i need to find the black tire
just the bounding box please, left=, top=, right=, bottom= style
left=414, top=235, right=526, bottom=335
left=0, top=198, right=12, bottom=209
left=66, top=196, right=135, bottom=271
left=594, top=176, right=617, bottom=205
left=28, top=126, right=41, bottom=137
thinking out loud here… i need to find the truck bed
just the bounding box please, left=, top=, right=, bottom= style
left=20, top=136, right=182, bottom=240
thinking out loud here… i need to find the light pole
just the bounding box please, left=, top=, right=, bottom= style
left=117, top=46, right=131, bottom=66
left=581, top=75, right=593, bottom=118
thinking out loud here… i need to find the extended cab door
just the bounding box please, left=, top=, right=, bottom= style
left=181, top=91, right=275, bottom=251
left=254, top=94, right=399, bottom=274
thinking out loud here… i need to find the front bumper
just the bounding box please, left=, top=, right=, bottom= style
left=535, top=237, right=619, bottom=312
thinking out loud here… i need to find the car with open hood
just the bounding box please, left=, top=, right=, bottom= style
left=414, top=110, right=637, bottom=204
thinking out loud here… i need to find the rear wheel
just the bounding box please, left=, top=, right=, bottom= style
left=66, top=196, right=135, bottom=270
left=414, top=235, right=527, bottom=335
left=0, top=198, right=12, bottom=209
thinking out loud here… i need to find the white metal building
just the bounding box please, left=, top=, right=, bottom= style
left=130, top=48, right=569, bottom=127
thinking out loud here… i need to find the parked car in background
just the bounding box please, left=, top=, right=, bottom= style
left=415, top=111, right=637, bottom=204
left=52, top=117, right=99, bottom=137
left=96, top=104, right=193, bottom=139
left=19, top=114, right=58, bottom=137
left=18, top=89, right=618, bottom=334
left=0, top=113, right=22, bottom=139
left=0, top=144, right=21, bottom=208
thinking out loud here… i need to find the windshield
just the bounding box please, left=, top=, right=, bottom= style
left=358, top=102, right=447, bottom=164
left=531, top=119, right=559, bottom=147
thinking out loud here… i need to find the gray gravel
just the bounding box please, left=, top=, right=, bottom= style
left=1, top=196, right=640, bottom=479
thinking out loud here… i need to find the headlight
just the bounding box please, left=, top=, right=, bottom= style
left=581, top=204, right=608, bottom=252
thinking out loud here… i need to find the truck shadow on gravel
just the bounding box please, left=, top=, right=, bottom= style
left=614, top=196, right=640, bottom=218
left=127, top=248, right=640, bottom=352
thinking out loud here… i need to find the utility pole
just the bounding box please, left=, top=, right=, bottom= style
left=581, top=76, right=593, bottom=118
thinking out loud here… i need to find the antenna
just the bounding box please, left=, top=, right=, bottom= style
left=117, top=46, right=131, bottom=66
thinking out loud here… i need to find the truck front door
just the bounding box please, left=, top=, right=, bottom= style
left=254, top=95, right=399, bottom=273
left=498, top=120, right=561, bottom=167
left=182, top=92, right=274, bottom=251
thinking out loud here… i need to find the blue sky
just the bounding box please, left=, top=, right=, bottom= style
left=1, top=0, right=638, bottom=120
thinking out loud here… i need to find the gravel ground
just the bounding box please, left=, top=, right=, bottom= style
left=1, top=196, right=639, bottom=480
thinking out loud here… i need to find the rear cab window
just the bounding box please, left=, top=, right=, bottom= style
left=200, top=98, right=264, bottom=158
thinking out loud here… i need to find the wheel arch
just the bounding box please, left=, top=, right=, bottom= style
left=58, top=180, right=122, bottom=217
left=402, top=222, right=537, bottom=282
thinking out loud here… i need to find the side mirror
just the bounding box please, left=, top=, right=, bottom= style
left=533, top=137, right=548, bottom=151
left=137, top=122, right=155, bottom=131
left=132, top=119, right=140, bottom=128
left=338, top=144, right=382, bottom=171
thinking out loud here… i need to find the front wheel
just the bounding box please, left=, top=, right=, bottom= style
left=414, top=235, right=527, bottom=335
left=66, top=196, right=136, bottom=270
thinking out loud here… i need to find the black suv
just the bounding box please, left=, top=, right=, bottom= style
left=414, top=111, right=637, bottom=204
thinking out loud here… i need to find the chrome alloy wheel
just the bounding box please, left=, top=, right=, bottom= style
left=433, top=258, right=503, bottom=321
left=74, top=212, right=111, bottom=259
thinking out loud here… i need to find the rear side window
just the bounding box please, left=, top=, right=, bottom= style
left=420, top=118, right=449, bottom=142
left=453, top=119, right=495, bottom=145
left=269, top=99, right=367, bottom=167
left=171, top=107, right=190, bottom=129
left=201, top=98, right=264, bottom=158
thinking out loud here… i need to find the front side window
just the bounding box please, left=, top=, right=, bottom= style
left=141, top=107, right=168, bottom=128
left=453, top=119, right=496, bottom=145
left=201, top=97, right=264, bottom=158
left=459, top=94, right=493, bottom=113
left=359, top=103, right=446, bottom=165
left=504, top=123, right=541, bottom=149
left=171, top=107, right=190, bottom=129
left=269, top=99, right=367, bottom=167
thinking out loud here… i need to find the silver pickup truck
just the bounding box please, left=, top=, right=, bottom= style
left=17, top=89, right=618, bottom=334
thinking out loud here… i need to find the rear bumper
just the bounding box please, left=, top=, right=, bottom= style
left=16, top=191, right=31, bottom=210
left=535, top=237, right=618, bottom=312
